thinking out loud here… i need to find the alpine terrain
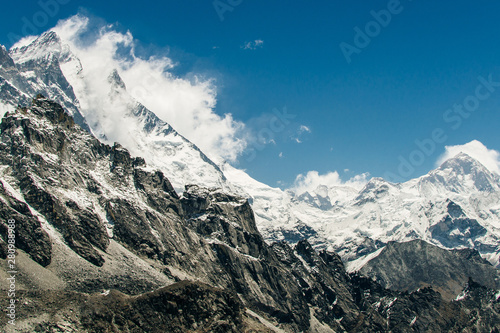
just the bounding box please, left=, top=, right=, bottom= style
left=0, top=24, right=499, bottom=332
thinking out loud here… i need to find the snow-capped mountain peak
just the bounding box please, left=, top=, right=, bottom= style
left=10, top=31, right=66, bottom=63
left=419, top=152, right=500, bottom=196
left=108, top=69, right=127, bottom=91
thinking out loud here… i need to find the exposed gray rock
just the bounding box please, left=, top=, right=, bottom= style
left=0, top=181, right=51, bottom=266
left=358, top=239, right=500, bottom=300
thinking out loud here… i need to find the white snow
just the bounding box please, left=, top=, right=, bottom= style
left=0, top=101, right=13, bottom=118
left=346, top=247, right=385, bottom=273
left=455, top=289, right=469, bottom=301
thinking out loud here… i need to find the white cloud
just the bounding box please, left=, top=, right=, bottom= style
left=436, top=140, right=500, bottom=174
left=11, top=35, right=38, bottom=48
left=51, top=15, right=246, bottom=162
left=299, top=125, right=311, bottom=133
left=292, top=124, right=311, bottom=144
left=279, top=152, right=283, bottom=158
left=242, top=39, right=264, bottom=50
left=291, top=170, right=370, bottom=195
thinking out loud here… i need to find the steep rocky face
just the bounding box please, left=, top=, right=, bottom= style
left=0, top=97, right=309, bottom=331
left=271, top=240, right=377, bottom=332
left=0, top=97, right=206, bottom=290
left=180, top=185, right=312, bottom=331
left=358, top=239, right=500, bottom=300
left=1, top=98, right=108, bottom=266
left=0, top=281, right=256, bottom=333
left=0, top=181, right=51, bottom=266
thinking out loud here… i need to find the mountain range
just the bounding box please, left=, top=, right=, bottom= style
left=0, top=29, right=499, bottom=332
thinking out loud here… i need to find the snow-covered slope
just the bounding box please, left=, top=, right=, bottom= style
left=5, top=32, right=228, bottom=193
left=1, top=30, right=499, bottom=270
left=279, top=154, right=500, bottom=268
left=225, top=153, right=500, bottom=268
left=6, top=32, right=89, bottom=131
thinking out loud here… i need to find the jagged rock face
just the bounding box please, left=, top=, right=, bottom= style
left=0, top=98, right=108, bottom=266
left=0, top=97, right=308, bottom=331
left=182, top=185, right=264, bottom=256
left=0, top=96, right=219, bottom=278
left=0, top=281, right=251, bottom=333
left=271, top=241, right=366, bottom=332
left=359, top=239, right=500, bottom=300
left=180, top=185, right=311, bottom=331
left=0, top=181, right=51, bottom=266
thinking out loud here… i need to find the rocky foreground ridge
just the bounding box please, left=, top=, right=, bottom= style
left=0, top=97, right=499, bottom=332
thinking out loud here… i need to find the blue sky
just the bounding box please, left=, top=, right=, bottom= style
left=2, top=1, right=500, bottom=188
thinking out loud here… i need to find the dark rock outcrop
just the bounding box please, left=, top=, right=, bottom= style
left=358, top=239, right=500, bottom=300
left=0, top=181, right=51, bottom=266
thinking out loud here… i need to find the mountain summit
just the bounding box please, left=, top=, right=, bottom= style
left=420, top=152, right=500, bottom=195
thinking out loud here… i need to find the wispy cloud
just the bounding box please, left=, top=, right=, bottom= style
left=242, top=39, right=264, bottom=50
left=299, top=125, right=311, bottom=133
left=292, top=124, right=311, bottom=144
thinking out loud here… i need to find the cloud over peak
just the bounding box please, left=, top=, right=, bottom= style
left=436, top=140, right=500, bottom=175
left=49, top=14, right=246, bottom=163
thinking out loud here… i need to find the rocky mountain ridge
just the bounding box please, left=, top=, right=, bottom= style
left=1, top=30, right=500, bottom=271
left=0, top=96, right=498, bottom=332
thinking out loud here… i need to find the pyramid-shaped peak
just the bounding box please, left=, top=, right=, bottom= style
left=0, top=44, right=15, bottom=68
left=108, top=69, right=127, bottom=90
left=37, top=30, right=61, bottom=44
left=420, top=152, right=500, bottom=194
left=9, top=31, right=66, bottom=63
left=438, top=152, right=490, bottom=175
